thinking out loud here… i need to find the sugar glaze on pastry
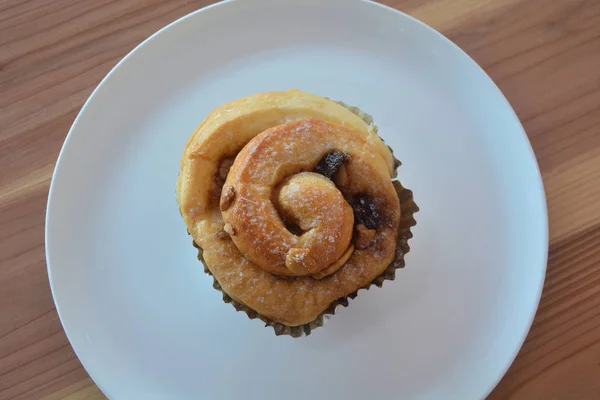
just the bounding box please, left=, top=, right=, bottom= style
left=177, top=89, right=401, bottom=327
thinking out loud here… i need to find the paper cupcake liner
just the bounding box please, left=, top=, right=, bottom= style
left=190, top=100, right=418, bottom=337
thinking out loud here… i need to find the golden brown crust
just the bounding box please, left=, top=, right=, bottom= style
left=177, top=89, right=401, bottom=326
left=355, top=224, right=377, bottom=249
left=175, top=89, right=394, bottom=222
left=223, top=121, right=387, bottom=277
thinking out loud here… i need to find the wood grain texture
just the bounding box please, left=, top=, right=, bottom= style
left=0, top=0, right=599, bottom=398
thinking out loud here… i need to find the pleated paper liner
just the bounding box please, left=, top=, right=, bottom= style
left=192, top=180, right=418, bottom=338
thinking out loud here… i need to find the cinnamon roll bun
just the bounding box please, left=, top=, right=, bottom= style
left=177, top=89, right=417, bottom=336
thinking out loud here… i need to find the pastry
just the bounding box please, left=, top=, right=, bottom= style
left=177, top=89, right=418, bottom=336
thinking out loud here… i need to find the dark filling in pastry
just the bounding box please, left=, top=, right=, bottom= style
left=285, top=222, right=304, bottom=236
left=351, top=193, right=381, bottom=229
left=314, top=151, right=347, bottom=180
left=314, top=151, right=383, bottom=231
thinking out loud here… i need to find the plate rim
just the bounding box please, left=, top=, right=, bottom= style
left=45, top=0, right=549, bottom=398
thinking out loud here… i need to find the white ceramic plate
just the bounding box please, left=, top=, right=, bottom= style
left=46, top=0, right=548, bottom=398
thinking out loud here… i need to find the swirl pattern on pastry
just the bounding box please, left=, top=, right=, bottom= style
left=177, top=89, right=401, bottom=326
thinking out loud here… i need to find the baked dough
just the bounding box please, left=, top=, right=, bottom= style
left=177, top=89, right=401, bottom=326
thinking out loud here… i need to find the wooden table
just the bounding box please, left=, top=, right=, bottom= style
left=1, top=0, right=599, bottom=398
